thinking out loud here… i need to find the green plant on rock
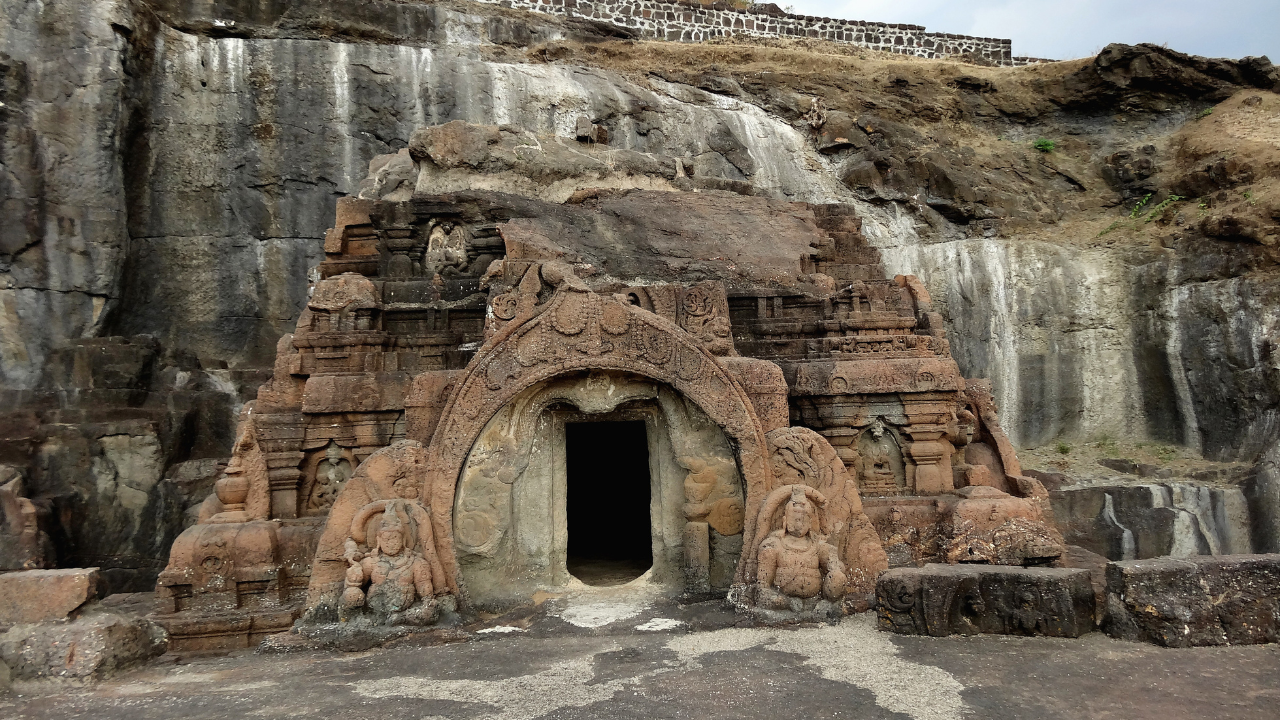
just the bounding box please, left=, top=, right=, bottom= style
left=1197, top=107, right=1214, bottom=119
left=1129, top=193, right=1153, bottom=219
left=1055, top=442, right=1072, bottom=455
left=1144, top=195, right=1184, bottom=223
left=1033, top=138, right=1056, bottom=153
left=1097, top=220, right=1125, bottom=238
left=1093, top=434, right=1119, bottom=456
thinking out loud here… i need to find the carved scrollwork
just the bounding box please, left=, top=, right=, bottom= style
left=682, top=285, right=716, bottom=317
left=491, top=292, right=519, bottom=321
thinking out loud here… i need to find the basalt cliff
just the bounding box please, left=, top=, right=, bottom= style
left=2, top=0, right=1278, bottom=594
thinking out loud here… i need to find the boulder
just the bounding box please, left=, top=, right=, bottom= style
left=0, top=568, right=101, bottom=625
left=0, top=610, right=167, bottom=680
left=1104, top=554, right=1280, bottom=646
left=877, top=564, right=1095, bottom=637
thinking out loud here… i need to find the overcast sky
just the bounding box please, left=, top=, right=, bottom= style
left=784, top=0, right=1279, bottom=61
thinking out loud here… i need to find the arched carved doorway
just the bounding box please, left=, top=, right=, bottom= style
left=308, top=276, right=778, bottom=606
left=454, top=372, right=747, bottom=605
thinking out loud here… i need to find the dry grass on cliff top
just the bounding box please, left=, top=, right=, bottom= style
left=523, top=35, right=1091, bottom=88
left=503, top=36, right=1277, bottom=255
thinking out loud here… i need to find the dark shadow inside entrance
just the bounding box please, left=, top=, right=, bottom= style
left=566, top=420, right=653, bottom=586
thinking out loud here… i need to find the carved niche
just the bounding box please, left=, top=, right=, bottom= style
left=764, top=426, right=887, bottom=601
left=301, top=441, right=356, bottom=516
left=856, top=419, right=908, bottom=496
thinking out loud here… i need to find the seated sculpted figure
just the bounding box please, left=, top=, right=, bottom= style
left=756, top=485, right=848, bottom=611
left=341, top=499, right=444, bottom=625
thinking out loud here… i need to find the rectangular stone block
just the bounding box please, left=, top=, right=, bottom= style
left=0, top=568, right=101, bottom=624
left=684, top=522, right=711, bottom=594
left=877, top=564, right=1095, bottom=637
left=1104, top=554, right=1280, bottom=646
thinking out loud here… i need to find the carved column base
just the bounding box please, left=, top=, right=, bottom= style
left=684, top=521, right=711, bottom=594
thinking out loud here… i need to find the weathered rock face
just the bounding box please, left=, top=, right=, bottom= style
left=877, top=237, right=1280, bottom=458
left=2, top=0, right=1278, bottom=588
left=1051, top=482, right=1253, bottom=560
left=1104, top=554, right=1280, bottom=646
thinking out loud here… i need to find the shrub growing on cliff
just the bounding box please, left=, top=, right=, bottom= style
left=1033, top=138, right=1056, bottom=153
left=1144, top=195, right=1183, bottom=223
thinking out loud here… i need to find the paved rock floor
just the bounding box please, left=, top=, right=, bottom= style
left=4, top=610, right=1280, bottom=720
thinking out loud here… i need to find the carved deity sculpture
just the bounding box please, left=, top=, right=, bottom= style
left=340, top=498, right=448, bottom=625
left=426, top=221, right=468, bottom=277
left=755, top=485, right=848, bottom=611
left=307, top=442, right=353, bottom=514
left=857, top=420, right=905, bottom=495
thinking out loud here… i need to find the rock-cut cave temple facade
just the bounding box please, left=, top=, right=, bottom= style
left=150, top=154, right=1066, bottom=645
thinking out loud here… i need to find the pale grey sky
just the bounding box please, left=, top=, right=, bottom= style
left=785, top=0, right=1279, bottom=61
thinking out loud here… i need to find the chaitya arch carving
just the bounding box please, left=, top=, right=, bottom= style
left=308, top=263, right=779, bottom=605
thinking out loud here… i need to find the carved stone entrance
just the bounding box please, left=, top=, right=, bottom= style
left=565, top=420, right=652, bottom=586
left=446, top=372, right=746, bottom=607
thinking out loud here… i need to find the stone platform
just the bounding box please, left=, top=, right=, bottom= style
left=876, top=564, right=1096, bottom=637
left=5, top=614, right=1280, bottom=719
left=1105, top=553, right=1280, bottom=647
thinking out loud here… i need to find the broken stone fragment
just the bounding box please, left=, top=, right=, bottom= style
left=1104, top=554, right=1280, bottom=646
left=575, top=115, right=593, bottom=141
left=1098, top=458, right=1138, bottom=475
left=0, top=610, right=167, bottom=680
left=0, top=568, right=101, bottom=624
left=573, top=116, right=607, bottom=144
left=815, top=111, right=866, bottom=154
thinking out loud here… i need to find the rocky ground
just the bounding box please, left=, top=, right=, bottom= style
left=2, top=611, right=1278, bottom=719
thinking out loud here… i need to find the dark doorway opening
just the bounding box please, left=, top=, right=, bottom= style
left=566, top=420, right=653, bottom=586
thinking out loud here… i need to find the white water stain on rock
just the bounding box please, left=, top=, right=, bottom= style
left=635, top=617, right=685, bottom=631
left=555, top=600, right=649, bottom=628
left=354, top=615, right=965, bottom=720
left=476, top=625, right=526, bottom=634
left=666, top=615, right=965, bottom=720
left=354, top=654, right=627, bottom=720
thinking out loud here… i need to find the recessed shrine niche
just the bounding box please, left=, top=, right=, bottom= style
left=300, top=441, right=357, bottom=516
left=854, top=419, right=909, bottom=496
left=453, top=371, right=745, bottom=608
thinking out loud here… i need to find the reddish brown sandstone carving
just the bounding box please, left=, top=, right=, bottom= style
left=0, top=467, right=53, bottom=571
left=154, top=187, right=1066, bottom=636
left=753, top=485, right=848, bottom=616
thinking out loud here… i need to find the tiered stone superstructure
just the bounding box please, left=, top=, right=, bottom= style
left=152, top=170, right=1062, bottom=646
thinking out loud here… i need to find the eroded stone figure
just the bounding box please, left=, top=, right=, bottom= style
left=307, top=442, right=353, bottom=514
left=340, top=498, right=449, bottom=625
left=679, top=455, right=743, bottom=536
left=0, top=467, right=53, bottom=570
left=756, top=485, right=848, bottom=611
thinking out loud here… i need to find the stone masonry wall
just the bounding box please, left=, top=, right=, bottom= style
left=488, top=0, right=1049, bottom=66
